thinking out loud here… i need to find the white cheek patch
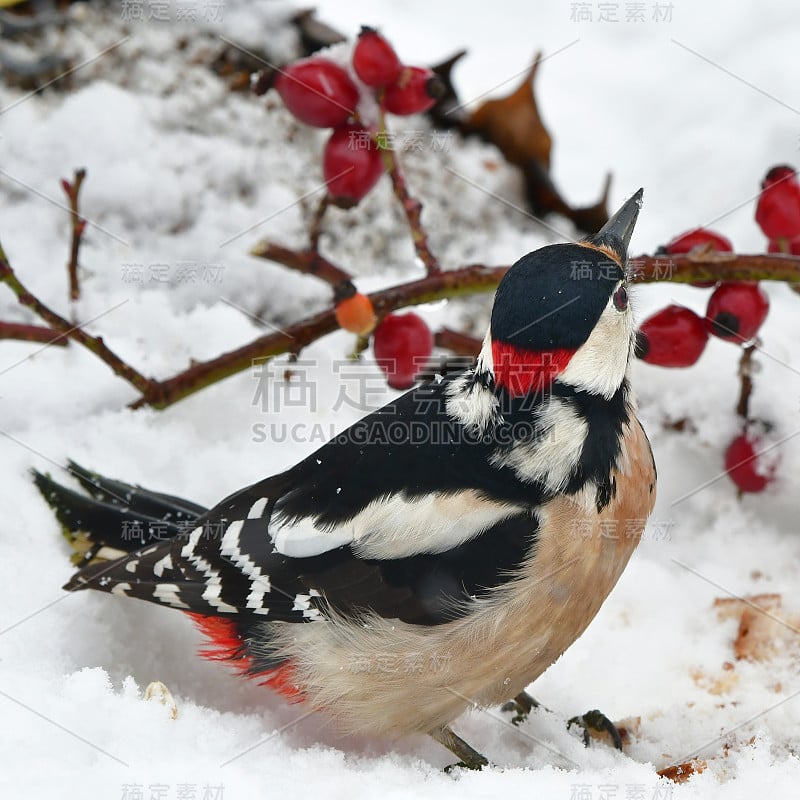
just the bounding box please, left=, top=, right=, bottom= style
left=557, top=291, right=634, bottom=399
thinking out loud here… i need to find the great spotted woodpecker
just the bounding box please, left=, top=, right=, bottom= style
left=35, top=190, right=655, bottom=769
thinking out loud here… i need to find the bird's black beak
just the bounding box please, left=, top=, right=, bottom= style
left=588, top=188, right=643, bottom=262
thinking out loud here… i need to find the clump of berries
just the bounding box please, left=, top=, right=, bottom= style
left=634, top=166, right=798, bottom=493
left=636, top=226, right=770, bottom=370
left=333, top=282, right=434, bottom=389
left=269, top=27, right=442, bottom=391
left=271, top=26, right=444, bottom=208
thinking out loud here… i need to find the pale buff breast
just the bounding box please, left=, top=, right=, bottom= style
left=269, top=414, right=656, bottom=738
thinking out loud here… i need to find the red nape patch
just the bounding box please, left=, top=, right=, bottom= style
left=491, top=341, right=575, bottom=397
left=185, top=613, right=303, bottom=702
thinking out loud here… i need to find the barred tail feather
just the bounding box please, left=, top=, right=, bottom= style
left=33, top=463, right=206, bottom=559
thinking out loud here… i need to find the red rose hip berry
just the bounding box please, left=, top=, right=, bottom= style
left=373, top=312, right=433, bottom=389
left=323, top=125, right=385, bottom=207
left=725, top=433, right=777, bottom=493
left=665, top=227, right=733, bottom=255
left=382, top=66, right=445, bottom=116
left=705, top=282, right=769, bottom=342
left=635, top=305, right=708, bottom=367
left=768, top=236, right=800, bottom=255
left=665, top=228, right=733, bottom=287
left=755, top=165, right=800, bottom=241
left=352, top=27, right=402, bottom=88
left=274, top=58, right=359, bottom=128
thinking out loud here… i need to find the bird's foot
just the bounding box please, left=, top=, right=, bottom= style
left=500, top=690, right=541, bottom=726
left=431, top=725, right=490, bottom=771
left=568, top=708, right=624, bottom=750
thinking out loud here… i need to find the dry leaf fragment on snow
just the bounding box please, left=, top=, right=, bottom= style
left=690, top=666, right=740, bottom=695
left=713, top=594, right=800, bottom=661
left=657, top=759, right=707, bottom=784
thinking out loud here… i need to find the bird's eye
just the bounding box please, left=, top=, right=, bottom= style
left=613, top=285, right=628, bottom=311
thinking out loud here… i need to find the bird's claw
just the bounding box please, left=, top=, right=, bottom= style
left=501, top=690, right=540, bottom=726
left=501, top=699, right=530, bottom=726
left=568, top=709, right=624, bottom=751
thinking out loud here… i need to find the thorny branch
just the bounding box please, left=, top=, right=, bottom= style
left=380, top=140, right=441, bottom=275
left=736, top=342, right=757, bottom=420
left=0, top=321, right=68, bottom=346
left=250, top=240, right=352, bottom=285
left=2, top=237, right=799, bottom=411
left=307, top=193, right=330, bottom=254
left=0, top=244, right=155, bottom=395
left=61, top=168, right=87, bottom=302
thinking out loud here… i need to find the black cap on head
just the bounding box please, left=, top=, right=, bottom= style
left=491, top=243, right=624, bottom=352
left=491, top=190, right=643, bottom=354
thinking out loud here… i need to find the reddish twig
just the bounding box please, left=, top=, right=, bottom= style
left=307, top=193, right=330, bottom=253
left=630, top=252, right=800, bottom=283
left=61, top=168, right=87, bottom=301
left=0, top=321, right=68, bottom=346
left=435, top=327, right=482, bottom=356
left=4, top=228, right=800, bottom=412
left=131, top=262, right=504, bottom=409
left=131, top=251, right=800, bottom=411
left=379, top=135, right=441, bottom=275
left=0, top=243, right=155, bottom=395
left=250, top=240, right=352, bottom=285
left=736, top=342, right=757, bottom=420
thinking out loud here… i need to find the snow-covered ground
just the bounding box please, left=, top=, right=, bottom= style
left=2, top=1, right=800, bottom=797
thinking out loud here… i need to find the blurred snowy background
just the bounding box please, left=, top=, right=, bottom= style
left=1, top=1, right=800, bottom=797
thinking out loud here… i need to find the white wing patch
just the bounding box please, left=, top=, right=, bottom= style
left=270, top=518, right=353, bottom=559
left=268, top=490, right=521, bottom=560
left=347, top=492, right=520, bottom=559
left=490, top=396, right=587, bottom=492
left=248, top=497, right=268, bottom=518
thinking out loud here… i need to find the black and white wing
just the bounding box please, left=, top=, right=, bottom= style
left=62, top=375, right=565, bottom=626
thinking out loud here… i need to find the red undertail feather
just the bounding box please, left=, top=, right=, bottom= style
left=491, top=340, right=575, bottom=396
left=186, top=613, right=303, bottom=701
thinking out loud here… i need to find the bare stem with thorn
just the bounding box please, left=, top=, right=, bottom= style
left=61, top=168, right=87, bottom=302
